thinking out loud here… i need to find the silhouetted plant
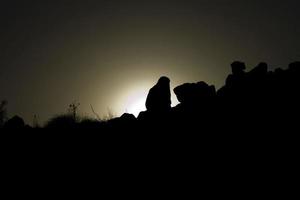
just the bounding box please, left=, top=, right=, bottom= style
left=32, top=114, right=41, bottom=128
left=90, top=104, right=101, bottom=121
left=102, top=108, right=116, bottom=121
left=68, top=102, right=80, bottom=121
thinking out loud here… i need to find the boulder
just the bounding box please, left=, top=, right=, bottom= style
left=174, top=81, right=216, bottom=105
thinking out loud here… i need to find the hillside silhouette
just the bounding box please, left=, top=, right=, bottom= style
left=1, top=61, right=299, bottom=133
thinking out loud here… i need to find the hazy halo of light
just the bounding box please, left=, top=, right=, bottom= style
left=115, top=81, right=152, bottom=117
left=115, top=77, right=180, bottom=117
left=125, top=90, right=148, bottom=117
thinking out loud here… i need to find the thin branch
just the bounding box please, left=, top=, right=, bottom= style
left=90, top=104, right=101, bottom=121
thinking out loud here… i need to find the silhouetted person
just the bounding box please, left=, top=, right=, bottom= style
left=145, top=76, right=171, bottom=112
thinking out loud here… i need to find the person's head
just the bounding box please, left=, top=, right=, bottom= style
left=158, top=76, right=170, bottom=85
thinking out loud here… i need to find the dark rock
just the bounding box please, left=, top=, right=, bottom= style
left=120, top=113, right=137, bottom=122
left=107, top=113, right=137, bottom=130
left=4, top=115, right=25, bottom=129
left=174, top=81, right=216, bottom=105
left=288, top=61, right=300, bottom=71
left=231, top=61, right=246, bottom=76
left=249, top=62, right=268, bottom=77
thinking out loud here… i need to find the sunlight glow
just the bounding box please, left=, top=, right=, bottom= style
left=125, top=90, right=148, bottom=117
left=117, top=78, right=179, bottom=118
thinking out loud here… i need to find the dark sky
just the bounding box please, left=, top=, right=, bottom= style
left=1, top=0, right=299, bottom=124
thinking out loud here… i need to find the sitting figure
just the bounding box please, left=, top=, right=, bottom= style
left=145, top=76, right=171, bottom=112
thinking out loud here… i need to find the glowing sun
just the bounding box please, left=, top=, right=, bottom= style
left=125, top=90, right=148, bottom=117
